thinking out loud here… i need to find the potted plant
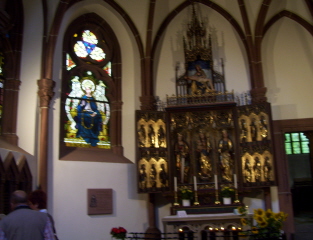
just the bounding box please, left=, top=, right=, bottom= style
left=220, top=186, right=235, bottom=204
left=180, top=188, right=193, bottom=206
left=110, top=227, right=127, bottom=240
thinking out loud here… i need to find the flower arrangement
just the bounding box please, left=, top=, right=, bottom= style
left=220, top=186, right=235, bottom=198
left=180, top=188, right=193, bottom=200
left=238, top=207, right=288, bottom=239
left=110, top=227, right=127, bottom=240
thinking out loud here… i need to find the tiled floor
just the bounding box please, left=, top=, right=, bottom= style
left=294, top=211, right=313, bottom=240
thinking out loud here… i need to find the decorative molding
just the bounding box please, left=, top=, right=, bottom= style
left=37, top=78, right=55, bottom=108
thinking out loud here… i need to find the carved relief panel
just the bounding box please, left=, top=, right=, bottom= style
left=237, top=103, right=276, bottom=187
left=166, top=103, right=239, bottom=196
left=136, top=111, right=169, bottom=193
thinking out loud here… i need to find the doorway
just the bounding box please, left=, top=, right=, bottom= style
left=286, top=132, right=313, bottom=240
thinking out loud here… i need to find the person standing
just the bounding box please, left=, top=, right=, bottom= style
left=28, top=190, right=59, bottom=240
left=0, top=190, right=54, bottom=240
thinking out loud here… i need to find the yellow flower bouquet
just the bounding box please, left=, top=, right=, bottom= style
left=238, top=207, right=288, bottom=239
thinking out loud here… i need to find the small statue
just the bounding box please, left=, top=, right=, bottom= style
left=139, top=164, right=147, bottom=190
left=263, top=156, right=272, bottom=181
left=159, top=163, right=168, bottom=187
left=148, top=124, right=155, bottom=147
left=196, top=130, right=212, bottom=181
left=138, top=124, right=146, bottom=147
left=253, top=157, right=262, bottom=182
left=250, top=118, right=257, bottom=142
left=244, top=158, right=252, bottom=182
left=157, top=125, right=165, bottom=148
left=174, top=133, right=190, bottom=183
left=185, top=64, right=214, bottom=95
left=149, top=164, right=157, bottom=188
left=240, top=119, right=248, bottom=143
left=259, top=115, right=268, bottom=141
left=218, top=129, right=233, bottom=182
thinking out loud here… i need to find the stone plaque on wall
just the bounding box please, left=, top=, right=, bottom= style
left=87, top=188, right=113, bottom=215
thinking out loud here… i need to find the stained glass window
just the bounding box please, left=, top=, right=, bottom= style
left=285, top=132, right=309, bottom=154
left=61, top=13, right=123, bottom=162
left=66, top=54, right=76, bottom=70
left=73, top=30, right=106, bottom=61
left=103, top=61, right=112, bottom=76
left=64, top=72, right=110, bottom=148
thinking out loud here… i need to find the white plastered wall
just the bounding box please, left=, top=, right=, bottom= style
left=15, top=0, right=313, bottom=238
left=49, top=1, right=147, bottom=239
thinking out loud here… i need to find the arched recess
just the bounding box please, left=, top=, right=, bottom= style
left=263, top=10, right=313, bottom=38
left=17, top=156, right=32, bottom=193
left=0, top=0, right=23, bottom=145
left=59, top=13, right=130, bottom=163
left=3, top=152, right=19, bottom=214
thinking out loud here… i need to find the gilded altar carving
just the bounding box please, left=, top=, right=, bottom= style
left=241, top=151, right=274, bottom=184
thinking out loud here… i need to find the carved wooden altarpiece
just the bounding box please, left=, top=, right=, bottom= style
left=135, top=5, right=276, bottom=212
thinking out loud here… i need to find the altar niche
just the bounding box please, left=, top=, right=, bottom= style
left=166, top=103, right=239, bottom=206
left=135, top=101, right=276, bottom=201
left=135, top=4, right=276, bottom=200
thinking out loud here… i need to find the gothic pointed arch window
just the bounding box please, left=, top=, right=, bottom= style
left=60, top=13, right=127, bottom=162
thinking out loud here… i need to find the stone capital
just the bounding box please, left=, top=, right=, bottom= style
left=37, top=78, right=55, bottom=108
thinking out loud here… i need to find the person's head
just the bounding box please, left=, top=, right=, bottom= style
left=10, top=190, right=28, bottom=210
left=28, top=190, right=47, bottom=211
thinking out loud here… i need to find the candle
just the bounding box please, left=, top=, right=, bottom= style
left=234, top=174, right=237, bottom=189
left=214, top=174, right=218, bottom=190
left=193, top=176, right=197, bottom=191
left=174, top=177, right=177, bottom=192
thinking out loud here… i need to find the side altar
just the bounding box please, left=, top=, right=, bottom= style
left=135, top=4, right=277, bottom=231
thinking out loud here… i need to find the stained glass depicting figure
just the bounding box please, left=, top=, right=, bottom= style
left=64, top=72, right=110, bottom=148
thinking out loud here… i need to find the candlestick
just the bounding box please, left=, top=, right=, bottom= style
left=234, top=174, right=237, bottom=189
left=174, top=177, right=177, bottom=192
left=214, top=174, right=218, bottom=190
left=214, top=189, right=221, bottom=205
left=173, top=190, right=180, bottom=206
left=234, top=188, right=240, bottom=204
left=193, top=191, right=200, bottom=206
left=193, top=176, right=197, bottom=191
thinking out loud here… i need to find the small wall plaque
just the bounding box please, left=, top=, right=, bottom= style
left=87, top=188, right=113, bottom=215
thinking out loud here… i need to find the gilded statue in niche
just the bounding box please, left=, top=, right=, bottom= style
left=195, top=130, right=212, bottom=182
left=148, top=124, right=156, bottom=147
left=218, top=129, right=234, bottom=182
left=250, top=118, right=258, bottom=142
left=263, top=156, right=272, bottom=181
left=259, top=115, right=268, bottom=141
left=253, top=157, right=262, bottom=182
left=159, top=163, right=168, bottom=187
left=138, top=124, right=146, bottom=147
left=174, top=133, right=190, bottom=183
left=139, top=163, right=147, bottom=190
left=243, top=158, right=252, bottom=182
left=149, top=164, right=157, bottom=188
left=240, top=119, right=248, bottom=143
left=158, top=125, right=166, bottom=148
left=185, top=64, right=215, bottom=95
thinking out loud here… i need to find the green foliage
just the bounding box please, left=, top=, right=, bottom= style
left=220, top=186, right=235, bottom=198
left=238, top=207, right=288, bottom=239
left=180, top=188, right=193, bottom=200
